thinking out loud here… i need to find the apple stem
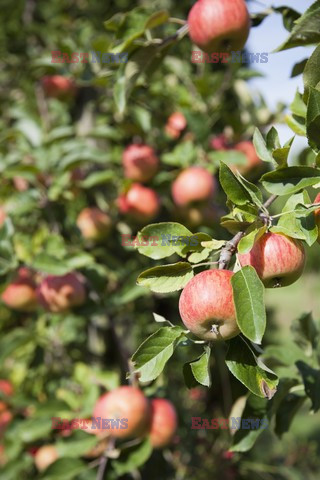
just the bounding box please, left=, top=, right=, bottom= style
left=159, top=23, right=189, bottom=50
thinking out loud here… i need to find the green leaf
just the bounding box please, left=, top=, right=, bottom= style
left=56, top=432, right=98, bottom=458
left=40, top=458, right=86, bottom=479
left=253, top=128, right=274, bottom=163
left=132, top=326, right=186, bottom=382
left=296, top=361, right=320, bottom=413
left=183, top=346, right=211, bottom=388
left=306, top=86, right=320, bottom=150
left=275, top=1, right=320, bottom=51
left=136, top=262, right=194, bottom=293
left=230, top=394, right=268, bottom=452
left=238, top=224, right=267, bottom=255
left=226, top=337, right=278, bottom=398
left=286, top=114, right=306, bottom=136
left=231, top=267, right=266, bottom=344
left=266, top=127, right=281, bottom=151
left=274, top=6, right=300, bottom=32
left=219, top=162, right=252, bottom=206
left=303, top=44, right=320, bottom=94
left=80, top=170, right=114, bottom=188
left=31, top=253, right=72, bottom=275
left=290, top=90, right=307, bottom=118
left=144, top=10, right=169, bottom=30
left=136, top=222, right=193, bottom=260
left=274, top=393, right=305, bottom=437
left=261, top=166, right=320, bottom=195
left=291, top=312, right=319, bottom=354
left=291, top=58, right=308, bottom=78
left=113, top=438, right=152, bottom=475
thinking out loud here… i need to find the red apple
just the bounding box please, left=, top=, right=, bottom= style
left=13, top=176, right=29, bottom=192
left=210, top=134, right=228, bottom=151
left=314, top=193, right=320, bottom=243
left=37, top=273, right=86, bottom=312
left=93, top=386, right=151, bottom=439
left=149, top=398, right=177, bottom=449
left=188, top=0, right=250, bottom=54
left=118, top=183, right=160, bottom=222
left=34, top=445, right=59, bottom=472
left=122, top=144, right=159, bottom=183
left=172, top=167, right=216, bottom=207
left=238, top=232, right=306, bottom=288
left=77, top=207, right=112, bottom=241
left=1, top=268, right=37, bottom=312
left=0, top=380, right=13, bottom=398
left=41, top=75, right=76, bottom=99
left=179, top=269, right=238, bottom=341
left=165, top=112, right=187, bottom=139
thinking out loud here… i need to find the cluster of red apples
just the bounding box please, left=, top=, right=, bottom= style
left=33, top=386, right=177, bottom=472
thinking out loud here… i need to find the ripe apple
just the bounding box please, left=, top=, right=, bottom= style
left=41, top=75, right=76, bottom=99
left=232, top=141, right=262, bottom=176
left=149, top=398, right=177, bottom=449
left=172, top=167, right=216, bottom=207
left=117, top=183, right=160, bottom=222
left=34, top=445, right=59, bottom=472
left=1, top=268, right=37, bottom=311
left=37, top=272, right=86, bottom=312
left=188, top=0, right=250, bottom=54
left=165, top=112, right=187, bottom=139
left=77, top=207, right=112, bottom=241
left=13, top=176, right=29, bottom=192
left=0, top=380, right=13, bottom=398
left=210, top=134, right=228, bottom=150
left=314, top=192, right=320, bottom=242
left=93, top=386, right=151, bottom=439
left=179, top=269, right=238, bottom=341
left=238, top=232, right=306, bottom=288
left=122, top=144, right=159, bottom=183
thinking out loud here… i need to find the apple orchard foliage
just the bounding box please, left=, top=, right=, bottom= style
left=1, top=0, right=320, bottom=479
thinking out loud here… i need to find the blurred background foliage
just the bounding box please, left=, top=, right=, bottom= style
left=0, top=0, right=320, bottom=479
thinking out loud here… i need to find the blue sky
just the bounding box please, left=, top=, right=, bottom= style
left=246, top=0, right=314, bottom=151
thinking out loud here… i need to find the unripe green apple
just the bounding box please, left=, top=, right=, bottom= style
left=149, top=398, right=177, bottom=449
left=37, top=273, right=86, bottom=312
left=179, top=269, right=238, bottom=341
left=93, top=386, right=151, bottom=439
left=238, top=232, right=305, bottom=288
left=188, top=0, right=250, bottom=54
left=122, top=144, right=158, bottom=183
left=172, top=167, right=217, bottom=207
left=76, top=207, right=112, bottom=241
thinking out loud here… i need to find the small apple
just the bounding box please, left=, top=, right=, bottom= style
left=77, top=207, right=112, bottom=241
left=34, top=445, right=59, bottom=472
left=238, top=232, right=306, bottom=288
left=37, top=273, right=86, bottom=312
left=118, top=183, right=160, bottom=222
left=13, top=176, right=29, bottom=192
left=188, top=0, right=250, bottom=54
left=0, top=380, right=13, bottom=398
left=314, top=193, right=320, bottom=243
left=149, top=398, right=177, bottom=449
left=179, top=269, right=238, bottom=341
left=122, top=144, right=159, bottom=183
left=1, top=268, right=37, bottom=312
left=93, top=386, right=151, bottom=439
left=172, top=167, right=216, bottom=207
left=41, top=75, right=76, bottom=99
left=210, top=134, right=228, bottom=151
left=165, top=112, right=187, bottom=139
